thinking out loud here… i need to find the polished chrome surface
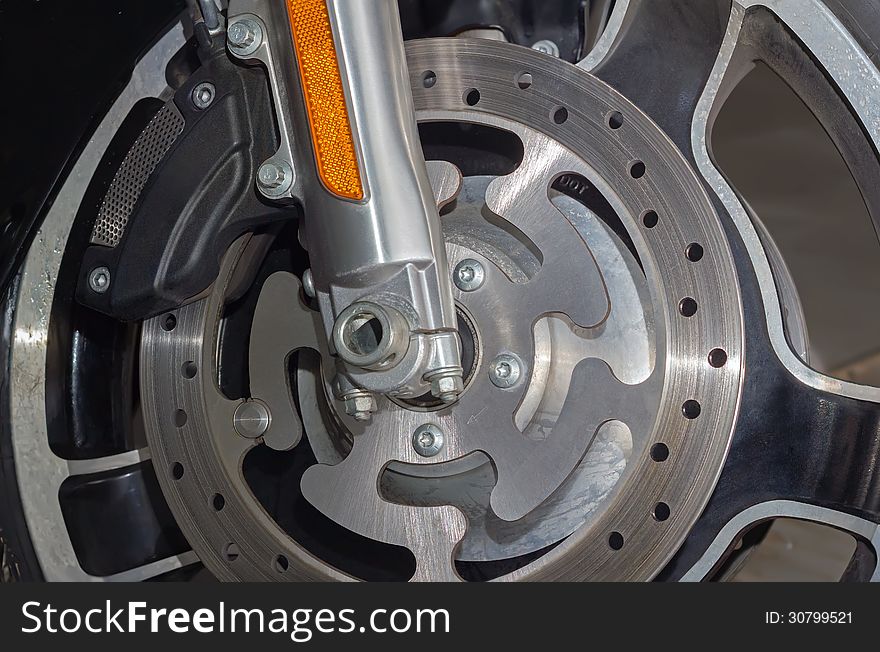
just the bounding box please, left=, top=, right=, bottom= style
left=312, top=0, right=462, bottom=399
left=230, top=0, right=464, bottom=401
left=233, top=400, right=271, bottom=439
left=331, top=301, right=411, bottom=371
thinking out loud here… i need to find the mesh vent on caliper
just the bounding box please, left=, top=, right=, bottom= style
left=90, top=102, right=185, bottom=248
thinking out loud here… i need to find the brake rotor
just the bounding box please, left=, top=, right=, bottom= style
left=141, top=38, right=744, bottom=581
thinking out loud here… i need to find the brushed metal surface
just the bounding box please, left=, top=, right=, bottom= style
left=140, top=39, right=744, bottom=581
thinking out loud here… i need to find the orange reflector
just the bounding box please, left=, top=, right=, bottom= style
left=287, top=0, right=364, bottom=201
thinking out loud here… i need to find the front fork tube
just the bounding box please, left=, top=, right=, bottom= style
left=280, top=0, right=463, bottom=413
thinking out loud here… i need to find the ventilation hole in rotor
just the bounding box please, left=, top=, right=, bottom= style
left=650, top=443, right=669, bottom=462
left=686, top=243, right=704, bottom=262
left=608, top=531, right=625, bottom=551
left=708, top=348, right=728, bottom=368
left=642, top=210, right=659, bottom=228
left=608, top=111, right=623, bottom=129
left=174, top=409, right=187, bottom=427
left=679, top=297, right=698, bottom=317
left=171, top=462, right=184, bottom=480
left=212, top=493, right=225, bottom=511
left=552, top=106, right=568, bottom=124
left=181, top=361, right=198, bottom=379
left=464, top=88, right=481, bottom=106
left=682, top=400, right=702, bottom=419
left=517, top=72, right=533, bottom=89
left=653, top=502, right=671, bottom=522
left=421, top=70, right=437, bottom=88
left=629, top=160, right=646, bottom=179
left=162, top=313, right=177, bottom=331
left=224, top=543, right=240, bottom=561
left=274, top=554, right=289, bottom=573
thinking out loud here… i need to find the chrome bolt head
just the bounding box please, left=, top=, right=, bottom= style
left=488, top=353, right=523, bottom=389
left=430, top=373, right=464, bottom=403
left=258, top=162, right=285, bottom=189
left=191, top=82, right=216, bottom=110
left=453, top=259, right=485, bottom=292
left=88, top=267, right=111, bottom=294
left=412, top=423, right=444, bottom=458
left=233, top=400, right=271, bottom=438
left=343, top=393, right=376, bottom=422
left=256, top=160, right=294, bottom=197
left=531, top=39, right=560, bottom=57
left=227, top=20, right=261, bottom=56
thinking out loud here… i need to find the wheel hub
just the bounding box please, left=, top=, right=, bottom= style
left=140, top=38, right=744, bottom=581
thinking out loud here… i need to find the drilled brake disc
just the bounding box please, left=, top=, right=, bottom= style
left=141, top=39, right=744, bottom=581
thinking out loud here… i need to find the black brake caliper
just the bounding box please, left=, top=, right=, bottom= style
left=76, top=36, right=292, bottom=321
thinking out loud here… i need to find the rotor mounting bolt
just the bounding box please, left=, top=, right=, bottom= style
left=531, top=39, right=560, bottom=57
left=233, top=400, right=271, bottom=439
left=191, top=82, right=216, bottom=110
left=227, top=19, right=262, bottom=55
left=88, top=267, right=111, bottom=294
left=488, top=353, right=523, bottom=389
left=412, top=423, right=444, bottom=458
left=453, top=259, right=485, bottom=292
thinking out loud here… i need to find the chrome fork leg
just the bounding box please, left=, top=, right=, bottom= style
left=305, top=0, right=462, bottom=411
left=227, top=0, right=462, bottom=418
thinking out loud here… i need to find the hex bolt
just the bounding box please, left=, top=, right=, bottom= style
left=191, top=82, right=216, bottom=110
left=88, top=267, right=111, bottom=294
left=256, top=160, right=294, bottom=197
left=258, top=162, right=285, bottom=189
left=342, top=391, right=376, bottom=422
left=227, top=20, right=262, bottom=56
left=412, top=423, right=444, bottom=458
left=302, top=268, right=316, bottom=298
left=233, top=400, right=271, bottom=438
left=488, top=353, right=523, bottom=389
left=429, top=372, right=464, bottom=403
left=531, top=39, right=560, bottom=57
left=453, top=259, right=485, bottom=292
